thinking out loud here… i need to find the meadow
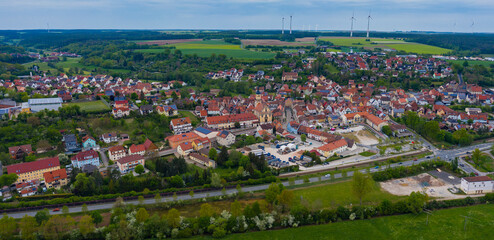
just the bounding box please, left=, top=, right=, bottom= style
left=65, top=100, right=110, bottom=113
left=193, top=204, right=494, bottom=240
left=447, top=59, right=494, bottom=67
left=136, top=40, right=276, bottom=59
left=319, top=37, right=451, bottom=54
left=292, top=180, right=406, bottom=208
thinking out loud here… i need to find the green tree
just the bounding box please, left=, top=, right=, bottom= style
left=407, top=191, right=428, bottom=214
left=19, top=215, right=38, bottom=240
left=135, top=164, right=145, bottom=174
left=209, top=148, right=218, bottom=160
left=81, top=203, right=88, bottom=213
left=211, top=173, right=222, bottom=188
left=230, top=200, right=242, bottom=217
left=78, top=215, right=95, bottom=236
left=265, top=182, right=282, bottom=204
left=138, top=195, right=145, bottom=205
left=199, top=203, right=214, bottom=218
left=166, top=208, right=181, bottom=228
left=381, top=125, right=392, bottom=136
left=0, top=214, right=17, bottom=240
left=62, top=205, right=69, bottom=215
left=0, top=173, right=18, bottom=187
left=351, top=171, right=374, bottom=207
left=35, top=208, right=50, bottom=225
left=189, top=190, right=194, bottom=198
left=277, top=189, right=294, bottom=212
left=301, top=134, right=307, bottom=142
left=154, top=193, right=162, bottom=203
left=234, top=122, right=241, bottom=128
left=217, top=146, right=229, bottom=166
left=43, top=215, right=75, bottom=240
left=471, top=148, right=487, bottom=168
left=136, top=208, right=150, bottom=223
left=90, top=211, right=103, bottom=225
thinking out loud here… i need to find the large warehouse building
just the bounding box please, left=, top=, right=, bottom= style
left=28, top=98, right=63, bottom=112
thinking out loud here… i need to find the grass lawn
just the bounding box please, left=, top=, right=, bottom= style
left=178, top=110, right=200, bottom=126
left=389, top=43, right=450, bottom=55
left=64, top=100, right=110, bottom=113
left=359, top=151, right=377, bottom=157
left=193, top=204, right=494, bottom=240
left=465, top=154, right=494, bottom=172
left=136, top=40, right=276, bottom=59
left=292, top=180, right=406, bottom=208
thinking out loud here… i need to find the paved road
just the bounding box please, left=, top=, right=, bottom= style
left=97, top=147, right=109, bottom=166
left=7, top=142, right=492, bottom=219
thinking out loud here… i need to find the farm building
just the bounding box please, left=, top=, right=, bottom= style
left=28, top=98, right=63, bottom=112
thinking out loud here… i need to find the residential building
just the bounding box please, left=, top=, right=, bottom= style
left=166, top=132, right=201, bottom=148
left=206, top=113, right=258, bottom=129
left=140, top=105, right=154, bottom=115
left=316, top=139, right=348, bottom=157
left=28, top=98, right=63, bottom=112
left=43, top=168, right=68, bottom=189
left=461, top=176, right=494, bottom=194
left=82, top=135, right=97, bottom=149
left=7, top=156, right=60, bottom=184
left=143, top=139, right=159, bottom=152
left=129, top=144, right=146, bottom=156
left=177, top=142, right=193, bottom=156
left=63, top=134, right=80, bottom=152
left=193, top=127, right=219, bottom=139
left=108, top=145, right=127, bottom=161
left=171, top=117, right=193, bottom=134
left=157, top=105, right=178, bottom=116
left=192, top=137, right=211, bottom=150
left=282, top=72, right=298, bottom=81
left=101, top=132, right=118, bottom=143
left=189, top=153, right=216, bottom=168
left=216, top=130, right=235, bottom=147
left=71, top=150, right=100, bottom=168
left=116, top=155, right=145, bottom=174
left=8, top=144, right=33, bottom=159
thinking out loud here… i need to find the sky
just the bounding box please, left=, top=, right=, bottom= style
left=0, top=0, right=493, bottom=33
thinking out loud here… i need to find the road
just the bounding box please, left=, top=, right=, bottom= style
left=6, top=142, right=492, bottom=218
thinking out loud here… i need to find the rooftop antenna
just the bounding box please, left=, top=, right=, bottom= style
left=366, top=11, right=372, bottom=38
left=350, top=11, right=356, bottom=37
left=290, top=15, right=293, bottom=34
left=282, top=17, right=285, bottom=34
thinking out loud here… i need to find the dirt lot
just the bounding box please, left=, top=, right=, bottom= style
left=241, top=39, right=316, bottom=46
left=338, top=127, right=379, bottom=146
left=380, top=173, right=464, bottom=200
left=136, top=39, right=202, bottom=45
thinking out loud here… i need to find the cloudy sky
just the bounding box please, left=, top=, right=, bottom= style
left=0, top=0, right=493, bottom=32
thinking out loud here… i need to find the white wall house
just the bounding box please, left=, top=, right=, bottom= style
left=461, top=176, right=494, bottom=194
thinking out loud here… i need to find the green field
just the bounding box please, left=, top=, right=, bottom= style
left=24, top=57, right=131, bottom=74
left=194, top=204, right=494, bottom=240
left=319, top=37, right=451, bottom=54
left=65, top=100, right=110, bottom=113
left=292, top=180, right=405, bottom=208
left=136, top=40, right=276, bottom=59
left=178, top=110, right=200, bottom=126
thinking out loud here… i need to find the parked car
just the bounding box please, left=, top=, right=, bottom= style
left=325, top=174, right=331, bottom=178
left=52, top=208, right=60, bottom=212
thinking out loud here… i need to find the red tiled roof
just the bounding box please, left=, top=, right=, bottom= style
left=108, top=145, right=125, bottom=154
left=43, top=168, right=68, bottom=183
left=171, top=117, right=191, bottom=126
left=117, top=154, right=144, bottom=165
left=318, top=139, right=347, bottom=152
left=129, top=144, right=145, bottom=153
left=463, top=176, right=492, bottom=182
left=9, top=144, right=32, bottom=155
left=71, top=150, right=99, bottom=162
left=166, top=132, right=200, bottom=142
left=7, top=156, right=60, bottom=175
left=206, top=113, right=257, bottom=125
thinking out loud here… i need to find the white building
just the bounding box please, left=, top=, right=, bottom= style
left=461, top=176, right=494, bottom=194
left=28, top=98, right=63, bottom=112
left=216, top=130, right=235, bottom=147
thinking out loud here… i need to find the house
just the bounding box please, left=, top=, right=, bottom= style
left=108, top=145, right=127, bottom=161
left=28, top=98, right=63, bottom=112
left=116, top=155, right=145, bottom=174
left=8, top=144, right=33, bottom=159
left=206, top=113, right=258, bottom=129
left=194, top=127, right=219, bottom=139
left=7, top=156, right=60, bottom=184
left=216, top=130, right=235, bottom=147
left=71, top=150, right=100, bottom=168
left=143, top=139, right=159, bottom=152
left=139, top=105, right=154, bottom=115
left=63, top=134, right=80, bottom=152
left=461, top=176, right=494, bottom=194
left=166, top=132, right=201, bottom=148
left=316, top=139, right=348, bottom=157
left=157, top=105, right=178, bottom=116
left=101, top=133, right=119, bottom=143
left=177, top=142, right=194, bottom=156
left=129, top=144, right=146, bottom=156
left=112, top=107, right=130, bottom=118
left=82, top=135, right=97, bottom=149
left=43, top=168, right=68, bottom=189
left=282, top=72, right=299, bottom=81
left=189, top=153, right=216, bottom=168
left=171, top=117, right=193, bottom=134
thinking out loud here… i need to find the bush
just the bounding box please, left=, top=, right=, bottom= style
left=212, top=227, right=227, bottom=238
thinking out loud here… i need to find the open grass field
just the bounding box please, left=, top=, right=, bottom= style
left=178, top=110, right=200, bottom=126
left=136, top=40, right=276, bottom=59
left=135, top=39, right=203, bottom=45
left=292, top=180, right=406, bottom=208
left=193, top=204, right=494, bottom=240
left=65, top=100, right=110, bottom=113
left=23, top=57, right=131, bottom=74
left=319, top=37, right=451, bottom=54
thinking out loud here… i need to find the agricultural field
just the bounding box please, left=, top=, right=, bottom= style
left=136, top=40, right=276, bottom=59
left=194, top=204, right=494, bottom=240
left=319, top=37, right=451, bottom=54
left=291, top=180, right=406, bottom=208
left=135, top=39, right=202, bottom=45
left=64, top=100, right=110, bottom=113
left=23, top=57, right=131, bottom=74
left=241, top=38, right=316, bottom=46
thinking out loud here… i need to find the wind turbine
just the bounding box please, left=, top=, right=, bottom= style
left=470, top=19, right=475, bottom=33
left=366, top=11, right=372, bottom=38
left=290, top=15, right=293, bottom=34
left=350, top=12, right=356, bottom=37
left=282, top=17, right=285, bottom=34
